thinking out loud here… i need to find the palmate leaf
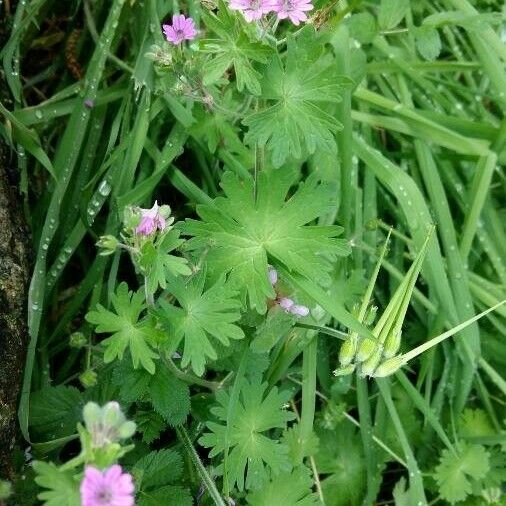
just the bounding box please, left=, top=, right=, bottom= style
left=138, top=229, right=191, bottom=297
left=86, top=283, right=162, bottom=374
left=157, top=270, right=244, bottom=376
left=184, top=170, right=350, bottom=313
left=200, top=3, right=273, bottom=95
left=246, top=467, right=320, bottom=506
left=434, top=442, right=490, bottom=504
left=33, top=461, right=80, bottom=506
left=244, top=27, right=348, bottom=166
left=199, top=378, right=295, bottom=491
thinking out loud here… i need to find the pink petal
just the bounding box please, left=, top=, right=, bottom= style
left=279, top=297, right=294, bottom=311
left=105, top=464, right=123, bottom=482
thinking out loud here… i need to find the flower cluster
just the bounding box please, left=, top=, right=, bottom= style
left=269, top=267, right=310, bottom=317
left=230, top=0, right=313, bottom=25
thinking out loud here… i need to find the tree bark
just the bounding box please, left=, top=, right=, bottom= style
left=0, top=140, right=31, bottom=480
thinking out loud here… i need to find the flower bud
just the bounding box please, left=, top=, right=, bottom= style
left=69, top=331, right=87, bottom=348
left=79, top=369, right=98, bottom=388
left=383, top=330, right=402, bottom=359
left=278, top=297, right=294, bottom=311
left=333, top=363, right=356, bottom=376
left=117, top=421, right=136, bottom=439
left=102, top=401, right=125, bottom=428
left=372, top=355, right=405, bottom=378
left=360, top=346, right=383, bottom=377
left=83, top=402, right=102, bottom=427
left=364, top=305, right=378, bottom=326
left=96, top=235, right=119, bottom=256
left=338, top=337, right=357, bottom=367
left=356, top=337, right=378, bottom=362
left=268, top=267, right=278, bottom=286
left=290, top=304, right=310, bottom=317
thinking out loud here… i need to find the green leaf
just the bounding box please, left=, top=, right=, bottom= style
left=113, top=361, right=152, bottom=403
left=137, top=485, right=193, bottom=506
left=435, top=443, right=490, bottom=504
left=251, top=307, right=295, bottom=353
left=458, top=409, right=495, bottom=438
left=200, top=4, right=272, bottom=95
left=29, top=386, right=84, bottom=442
left=133, top=449, right=184, bottom=490
left=138, top=230, right=191, bottom=296
left=86, top=282, right=160, bottom=373
left=184, top=170, right=350, bottom=313
left=315, top=423, right=366, bottom=506
left=199, top=378, right=295, bottom=491
left=244, top=29, right=345, bottom=166
left=246, top=467, right=320, bottom=506
left=378, top=0, right=409, bottom=30
left=347, top=12, right=378, bottom=44
left=136, top=409, right=166, bottom=444
left=414, top=26, right=442, bottom=61
left=282, top=424, right=319, bottom=467
left=148, top=363, right=191, bottom=426
left=33, top=461, right=80, bottom=506
left=157, top=270, right=244, bottom=376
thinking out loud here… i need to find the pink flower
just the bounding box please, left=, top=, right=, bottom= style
left=273, top=0, right=313, bottom=25
left=279, top=297, right=294, bottom=311
left=290, top=304, right=309, bottom=317
left=136, top=201, right=166, bottom=236
left=229, top=0, right=275, bottom=22
left=268, top=267, right=278, bottom=285
left=162, top=15, right=197, bottom=44
left=80, top=465, right=134, bottom=506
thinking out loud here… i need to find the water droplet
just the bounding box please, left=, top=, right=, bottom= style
left=35, top=110, right=43, bottom=119
left=98, top=180, right=111, bottom=196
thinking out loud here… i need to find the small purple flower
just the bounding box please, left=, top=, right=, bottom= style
left=290, top=304, right=309, bottom=317
left=163, top=15, right=197, bottom=44
left=278, top=297, right=294, bottom=311
left=80, top=465, right=134, bottom=506
left=136, top=201, right=166, bottom=236
left=273, top=0, right=313, bottom=25
left=229, top=0, right=275, bottom=22
left=268, top=267, right=278, bottom=286
left=84, top=99, right=95, bottom=109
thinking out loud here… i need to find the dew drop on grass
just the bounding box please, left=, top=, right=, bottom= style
left=35, top=109, right=43, bottom=119
left=98, top=180, right=111, bottom=196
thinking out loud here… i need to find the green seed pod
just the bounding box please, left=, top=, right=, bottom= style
left=339, top=337, right=357, bottom=367
left=356, top=337, right=379, bottom=362
left=372, top=355, right=406, bottom=378
left=333, top=363, right=356, bottom=376
left=360, top=346, right=383, bottom=377
left=383, top=330, right=402, bottom=358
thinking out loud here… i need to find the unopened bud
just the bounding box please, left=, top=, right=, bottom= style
left=69, top=331, right=87, bottom=348
left=339, top=337, right=357, bottom=367
left=102, top=401, right=124, bottom=427
left=372, top=355, right=405, bottom=378
left=79, top=369, right=98, bottom=388
left=117, top=421, right=136, bottom=439
left=268, top=266, right=278, bottom=286
left=96, top=235, right=119, bottom=256
left=83, top=402, right=102, bottom=427
left=356, top=337, right=378, bottom=362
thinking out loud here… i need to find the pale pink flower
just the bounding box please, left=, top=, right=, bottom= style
left=273, top=0, right=313, bottom=25
left=278, top=297, right=294, bottom=311
left=290, top=304, right=309, bottom=317
left=80, top=465, right=134, bottom=506
left=162, top=15, right=197, bottom=44
left=229, top=0, right=275, bottom=22
left=268, top=267, right=278, bottom=285
left=136, top=201, right=166, bottom=236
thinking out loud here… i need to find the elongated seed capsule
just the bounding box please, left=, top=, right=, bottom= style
left=372, top=355, right=406, bottom=378
left=360, top=346, right=383, bottom=377
left=333, top=363, right=356, bottom=376
left=356, top=336, right=378, bottom=362
left=339, top=336, right=357, bottom=366
left=383, top=330, right=402, bottom=359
